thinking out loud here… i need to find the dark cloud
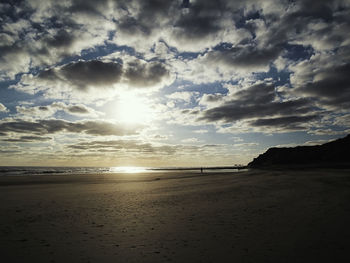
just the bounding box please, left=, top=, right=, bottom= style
left=296, top=63, right=350, bottom=109
left=124, top=61, right=169, bottom=87
left=15, top=103, right=98, bottom=118
left=38, top=106, right=49, bottom=111
left=67, top=139, right=177, bottom=155
left=280, top=2, right=350, bottom=52
left=116, top=0, right=174, bottom=36
left=36, top=68, right=58, bottom=81
left=199, top=82, right=318, bottom=127
left=52, top=102, right=98, bottom=116
left=30, top=59, right=170, bottom=94
left=59, top=60, right=123, bottom=90
left=249, top=115, right=319, bottom=130
left=199, top=93, right=225, bottom=106
left=0, top=149, right=21, bottom=154
left=291, top=0, right=336, bottom=22
left=0, top=43, right=29, bottom=79
left=115, top=0, right=229, bottom=39
left=0, top=0, right=110, bottom=79
left=2, top=136, right=52, bottom=142
left=0, top=119, right=140, bottom=136
left=200, top=98, right=314, bottom=123
left=45, top=29, right=76, bottom=48
left=0, top=1, right=31, bottom=23
left=202, top=94, right=224, bottom=103
left=181, top=0, right=190, bottom=9
left=3, top=1, right=346, bottom=72
left=66, top=139, right=227, bottom=156
left=113, top=0, right=246, bottom=52
left=118, top=17, right=152, bottom=36
left=198, top=0, right=350, bottom=73
left=68, top=0, right=110, bottom=15
left=173, top=0, right=226, bottom=39
left=66, top=105, right=89, bottom=114
left=181, top=109, right=199, bottom=115
left=205, top=45, right=282, bottom=71
left=2, top=0, right=349, bottom=81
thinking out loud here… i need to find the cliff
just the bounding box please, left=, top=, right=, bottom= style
left=248, top=134, right=350, bottom=168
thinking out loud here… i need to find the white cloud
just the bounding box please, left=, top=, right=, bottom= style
left=0, top=103, right=8, bottom=112
left=232, top=136, right=243, bottom=142
left=181, top=137, right=201, bottom=144
left=233, top=142, right=259, bottom=147
left=194, top=129, right=209, bottom=134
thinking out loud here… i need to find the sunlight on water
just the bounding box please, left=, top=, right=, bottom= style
left=109, top=166, right=148, bottom=173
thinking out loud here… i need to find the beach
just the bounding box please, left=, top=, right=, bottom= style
left=1, top=169, right=349, bottom=263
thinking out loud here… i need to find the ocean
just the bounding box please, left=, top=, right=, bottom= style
left=0, top=166, right=247, bottom=176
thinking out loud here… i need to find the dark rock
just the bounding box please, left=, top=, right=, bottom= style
left=248, top=134, right=350, bottom=168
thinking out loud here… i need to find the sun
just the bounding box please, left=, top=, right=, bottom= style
left=115, top=91, right=154, bottom=124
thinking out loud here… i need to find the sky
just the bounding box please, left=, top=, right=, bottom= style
left=0, top=0, right=350, bottom=167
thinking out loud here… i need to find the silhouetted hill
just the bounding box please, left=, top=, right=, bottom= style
left=248, top=134, right=350, bottom=169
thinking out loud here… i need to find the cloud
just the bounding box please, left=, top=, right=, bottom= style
left=0, top=149, right=21, bottom=154
left=124, top=60, right=170, bottom=88
left=1, top=0, right=349, bottom=82
left=2, top=136, right=52, bottom=143
left=334, top=114, right=350, bottom=127
left=199, top=93, right=226, bottom=108
left=193, top=129, right=209, bottom=134
left=65, top=139, right=236, bottom=161
left=58, top=60, right=123, bottom=90
left=0, top=103, right=8, bottom=112
left=181, top=137, right=201, bottom=144
left=198, top=82, right=317, bottom=124
left=67, top=0, right=111, bottom=16
left=188, top=0, right=350, bottom=78
left=111, top=0, right=256, bottom=52
left=16, top=105, right=57, bottom=118
left=0, top=119, right=141, bottom=137
left=174, top=1, right=224, bottom=39
left=65, top=105, right=90, bottom=114
left=204, top=45, right=282, bottom=73
left=291, top=57, right=350, bottom=110
left=15, top=102, right=101, bottom=118
left=30, top=60, right=123, bottom=94
left=14, top=58, right=171, bottom=99
left=288, top=2, right=350, bottom=51
left=0, top=0, right=113, bottom=79
left=232, top=137, right=243, bottom=142
left=67, top=139, right=177, bottom=155
left=307, top=128, right=350, bottom=136
left=169, top=0, right=242, bottom=51
left=151, top=134, right=169, bottom=140
left=249, top=115, right=320, bottom=130
left=233, top=142, right=259, bottom=148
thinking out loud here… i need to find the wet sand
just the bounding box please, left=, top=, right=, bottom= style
left=1, top=169, right=350, bottom=262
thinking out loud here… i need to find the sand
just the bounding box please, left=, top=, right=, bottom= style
left=1, top=169, right=350, bottom=263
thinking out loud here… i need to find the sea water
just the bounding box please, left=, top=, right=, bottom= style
left=0, top=166, right=246, bottom=176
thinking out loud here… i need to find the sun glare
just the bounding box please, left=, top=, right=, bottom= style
left=110, top=166, right=147, bottom=173
left=115, top=92, right=154, bottom=124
